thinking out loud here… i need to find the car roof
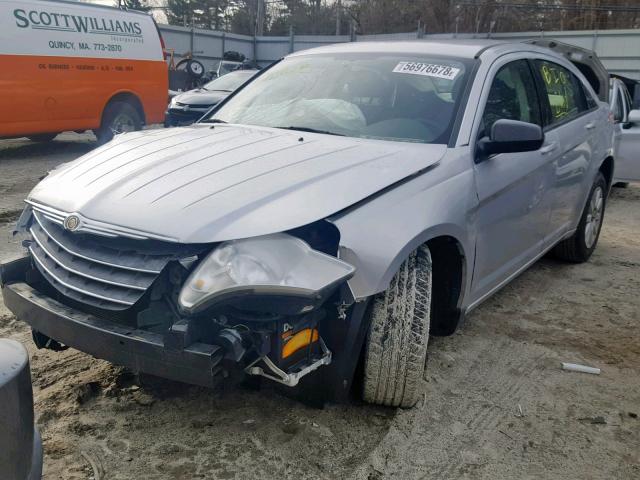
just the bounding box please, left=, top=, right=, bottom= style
left=287, top=39, right=551, bottom=60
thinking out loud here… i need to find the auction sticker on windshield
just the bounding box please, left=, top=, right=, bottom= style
left=393, top=62, right=460, bottom=80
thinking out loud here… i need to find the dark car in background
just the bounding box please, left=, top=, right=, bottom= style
left=165, top=70, right=258, bottom=126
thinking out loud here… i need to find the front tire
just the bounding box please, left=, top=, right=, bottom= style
left=554, top=172, right=607, bottom=263
left=95, top=101, right=142, bottom=145
left=362, top=245, right=432, bottom=408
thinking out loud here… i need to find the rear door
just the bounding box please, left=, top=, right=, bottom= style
left=533, top=59, right=599, bottom=243
left=612, top=81, right=640, bottom=182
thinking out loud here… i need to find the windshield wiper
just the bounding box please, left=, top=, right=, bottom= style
left=275, top=126, right=345, bottom=136
left=200, top=118, right=228, bottom=124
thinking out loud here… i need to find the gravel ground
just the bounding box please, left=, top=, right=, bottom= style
left=0, top=135, right=638, bottom=480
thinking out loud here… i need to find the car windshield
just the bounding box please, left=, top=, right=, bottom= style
left=205, top=53, right=471, bottom=143
left=204, top=71, right=255, bottom=92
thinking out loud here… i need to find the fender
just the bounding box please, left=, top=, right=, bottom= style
left=330, top=148, right=477, bottom=307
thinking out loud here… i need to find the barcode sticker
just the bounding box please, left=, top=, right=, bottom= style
left=393, top=62, right=461, bottom=80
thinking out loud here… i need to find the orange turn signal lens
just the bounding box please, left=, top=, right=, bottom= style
left=282, top=328, right=319, bottom=359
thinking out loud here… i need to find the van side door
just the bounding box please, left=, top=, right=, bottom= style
left=613, top=81, right=640, bottom=182
left=533, top=59, right=599, bottom=243
left=470, top=57, right=559, bottom=304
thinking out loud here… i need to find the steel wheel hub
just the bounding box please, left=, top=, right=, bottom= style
left=111, top=113, right=135, bottom=135
left=585, top=186, right=603, bottom=249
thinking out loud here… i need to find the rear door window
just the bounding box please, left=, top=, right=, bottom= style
left=535, top=60, right=588, bottom=127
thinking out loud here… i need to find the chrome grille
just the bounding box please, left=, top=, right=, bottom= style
left=29, top=211, right=176, bottom=310
left=26, top=200, right=178, bottom=241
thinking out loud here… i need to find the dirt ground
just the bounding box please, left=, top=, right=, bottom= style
left=0, top=135, right=638, bottom=480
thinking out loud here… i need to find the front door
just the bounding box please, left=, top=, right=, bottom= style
left=471, top=58, right=558, bottom=304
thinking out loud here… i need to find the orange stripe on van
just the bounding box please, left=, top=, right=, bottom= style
left=0, top=54, right=167, bottom=137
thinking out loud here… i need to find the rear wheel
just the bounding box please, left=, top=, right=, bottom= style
left=28, top=133, right=57, bottom=142
left=362, top=245, right=432, bottom=408
left=95, top=101, right=142, bottom=145
left=554, top=172, right=607, bottom=263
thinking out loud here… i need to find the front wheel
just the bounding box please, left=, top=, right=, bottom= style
left=554, top=172, right=607, bottom=263
left=362, top=245, right=432, bottom=408
left=95, top=101, right=142, bottom=145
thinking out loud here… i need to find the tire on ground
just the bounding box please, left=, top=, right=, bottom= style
left=362, top=244, right=432, bottom=408
left=554, top=171, right=607, bottom=263
left=28, top=133, right=58, bottom=142
left=95, top=101, right=142, bottom=145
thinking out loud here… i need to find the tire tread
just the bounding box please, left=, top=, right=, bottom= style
left=363, top=245, right=432, bottom=408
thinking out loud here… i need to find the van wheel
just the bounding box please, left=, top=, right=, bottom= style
left=362, top=245, right=432, bottom=408
left=554, top=172, right=607, bottom=263
left=28, top=133, right=57, bottom=142
left=95, top=101, right=142, bottom=144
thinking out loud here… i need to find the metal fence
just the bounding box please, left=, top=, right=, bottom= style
left=158, top=24, right=640, bottom=79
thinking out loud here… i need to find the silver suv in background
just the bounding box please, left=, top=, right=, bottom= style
left=1, top=40, right=614, bottom=408
left=610, top=77, right=640, bottom=184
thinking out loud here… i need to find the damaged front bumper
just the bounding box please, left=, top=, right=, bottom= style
left=0, top=256, right=341, bottom=391
left=1, top=257, right=225, bottom=388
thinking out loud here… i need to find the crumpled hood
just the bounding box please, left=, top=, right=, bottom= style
left=173, top=89, right=227, bottom=106
left=28, top=125, right=446, bottom=243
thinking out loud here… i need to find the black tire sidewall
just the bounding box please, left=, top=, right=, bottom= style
left=187, top=60, right=205, bottom=78
left=96, top=102, right=142, bottom=145
left=574, top=172, right=607, bottom=260
left=28, top=133, right=57, bottom=142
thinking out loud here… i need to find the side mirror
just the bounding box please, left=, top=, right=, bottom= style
left=477, top=119, right=544, bottom=162
left=627, top=109, right=640, bottom=124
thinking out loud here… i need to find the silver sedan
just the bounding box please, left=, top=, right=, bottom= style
left=1, top=40, right=615, bottom=408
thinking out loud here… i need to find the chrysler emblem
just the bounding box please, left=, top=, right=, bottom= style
left=64, top=215, right=81, bottom=232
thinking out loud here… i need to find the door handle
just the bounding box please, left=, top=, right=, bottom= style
left=585, top=122, right=596, bottom=130
left=540, top=142, right=558, bottom=155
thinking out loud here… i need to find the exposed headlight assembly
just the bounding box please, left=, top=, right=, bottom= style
left=178, top=233, right=355, bottom=315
